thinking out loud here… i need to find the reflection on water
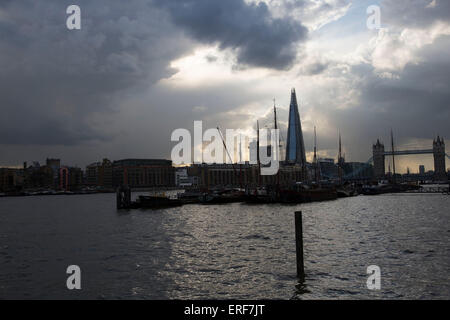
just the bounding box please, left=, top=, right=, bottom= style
left=0, top=193, right=449, bottom=299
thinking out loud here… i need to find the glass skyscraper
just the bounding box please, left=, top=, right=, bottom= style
left=285, top=88, right=307, bottom=166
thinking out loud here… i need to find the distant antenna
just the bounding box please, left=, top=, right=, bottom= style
left=273, top=99, right=278, bottom=130
left=313, top=126, right=317, bottom=163
left=338, top=130, right=343, bottom=184
left=257, top=120, right=261, bottom=186
left=273, top=98, right=281, bottom=160
left=313, top=126, right=320, bottom=184
left=391, top=129, right=396, bottom=183
left=239, top=134, right=242, bottom=163
left=257, top=121, right=260, bottom=164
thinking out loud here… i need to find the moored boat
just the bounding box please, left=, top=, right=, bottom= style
left=199, top=188, right=245, bottom=204
left=279, top=183, right=337, bottom=203
left=244, top=186, right=279, bottom=204
left=177, top=190, right=202, bottom=204
left=134, top=195, right=183, bottom=209
left=336, top=185, right=359, bottom=198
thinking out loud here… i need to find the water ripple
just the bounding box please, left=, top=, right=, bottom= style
left=0, top=193, right=449, bottom=299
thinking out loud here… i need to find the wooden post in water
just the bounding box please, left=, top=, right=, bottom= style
left=116, top=185, right=131, bottom=209
left=295, top=211, right=305, bottom=279
left=116, top=187, right=122, bottom=209
left=125, top=186, right=131, bottom=208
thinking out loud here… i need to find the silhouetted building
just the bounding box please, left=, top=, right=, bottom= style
left=419, top=165, right=425, bottom=175
left=112, top=159, right=175, bottom=188
left=46, top=158, right=60, bottom=170
left=285, top=89, right=307, bottom=171
left=58, top=167, right=83, bottom=191
left=70, top=167, right=83, bottom=190
left=190, top=162, right=303, bottom=188
left=343, top=162, right=374, bottom=180
left=433, top=136, right=446, bottom=181
left=25, top=164, right=53, bottom=189
left=46, top=158, right=61, bottom=189
left=192, top=163, right=247, bottom=188
left=86, top=159, right=113, bottom=188
left=0, top=168, right=24, bottom=192
left=318, top=158, right=338, bottom=179
left=373, top=139, right=385, bottom=179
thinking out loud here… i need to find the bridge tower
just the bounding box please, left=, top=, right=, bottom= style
left=433, top=136, right=446, bottom=181
left=373, top=139, right=385, bottom=179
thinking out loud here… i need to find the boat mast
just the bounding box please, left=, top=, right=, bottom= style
left=217, top=127, right=239, bottom=186
left=273, top=99, right=278, bottom=131
left=257, top=120, right=261, bottom=186
left=274, top=99, right=280, bottom=187
left=239, top=134, right=243, bottom=189
left=338, top=130, right=343, bottom=185
left=391, top=129, right=396, bottom=184
left=313, top=126, right=320, bottom=185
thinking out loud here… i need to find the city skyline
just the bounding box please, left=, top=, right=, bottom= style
left=1, top=132, right=447, bottom=176
left=1, top=0, right=449, bottom=173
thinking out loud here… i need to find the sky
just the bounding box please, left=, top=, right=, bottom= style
left=0, top=0, right=449, bottom=173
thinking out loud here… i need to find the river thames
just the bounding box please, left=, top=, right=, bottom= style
left=0, top=193, right=449, bottom=299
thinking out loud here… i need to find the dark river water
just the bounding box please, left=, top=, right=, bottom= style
left=0, top=193, right=449, bottom=300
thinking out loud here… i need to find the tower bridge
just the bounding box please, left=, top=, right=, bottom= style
left=373, top=135, right=447, bottom=181
left=383, top=149, right=433, bottom=156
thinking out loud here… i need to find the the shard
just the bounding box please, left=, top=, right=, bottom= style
left=285, top=88, right=307, bottom=166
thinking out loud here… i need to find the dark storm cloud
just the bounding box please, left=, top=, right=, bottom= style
left=0, top=0, right=191, bottom=146
left=0, top=0, right=308, bottom=151
left=153, top=0, right=308, bottom=69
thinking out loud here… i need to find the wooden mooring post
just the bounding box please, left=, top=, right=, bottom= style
left=295, top=211, right=305, bottom=280
left=116, top=185, right=131, bottom=209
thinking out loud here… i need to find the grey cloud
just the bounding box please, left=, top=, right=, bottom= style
left=0, top=0, right=191, bottom=146
left=323, top=35, right=450, bottom=161
left=301, top=61, right=330, bottom=75
left=153, top=0, right=308, bottom=69
left=382, top=0, right=450, bottom=28
left=205, top=54, right=218, bottom=63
